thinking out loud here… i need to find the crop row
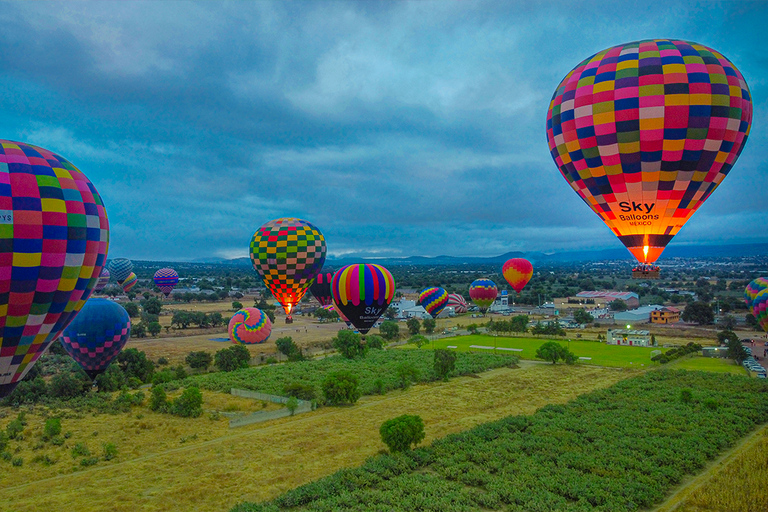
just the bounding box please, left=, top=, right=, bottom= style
left=232, top=370, right=768, bottom=512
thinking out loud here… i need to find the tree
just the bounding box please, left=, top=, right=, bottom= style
left=123, top=302, right=139, bottom=318
left=395, top=362, right=420, bottom=389
left=94, top=364, right=126, bottom=392
left=384, top=306, right=398, bottom=320
left=214, top=345, right=251, bottom=372
left=466, top=323, right=478, bottom=334
left=314, top=308, right=338, bottom=323
left=149, top=386, right=168, bottom=412
left=170, top=387, right=203, bottom=417
left=434, top=349, right=456, bottom=381
left=232, top=301, right=243, bottom=310
left=49, top=372, right=90, bottom=398
left=720, top=314, right=737, bottom=331
left=406, top=318, right=421, bottom=335
left=333, top=330, right=366, bottom=359
left=131, top=323, right=147, bottom=338
left=147, top=321, right=162, bottom=337
left=171, top=311, right=194, bottom=329
left=423, top=318, right=436, bottom=335
left=573, top=309, right=594, bottom=325
left=117, top=348, right=155, bottom=383
left=379, top=320, right=399, bottom=341
left=535, top=341, right=576, bottom=364
left=380, top=415, right=425, bottom=453
left=275, top=337, right=303, bottom=361
left=609, top=299, right=628, bottom=312
left=717, top=330, right=739, bottom=345
left=322, top=371, right=360, bottom=405
left=682, top=301, right=715, bottom=325
left=366, top=335, right=384, bottom=350
left=746, top=313, right=759, bottom=329
left=726, top=337, right=748, bottom=363
left=509, top=315, right=529, bottom=333
left=208, top=312, right=225, bottom=328
left=186, top=351, right=213, bottom=370
left=408, top=334, right=428, bottom=348
left=286, top=396, right=299, bottom=416
left=142, top=297, right=163, bottom=315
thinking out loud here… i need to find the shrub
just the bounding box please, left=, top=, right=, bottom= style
left=0, top=431, right=7, bottom=452
left=12, top=457, right=23, bottom=467
left=6, top=418, right=25, bottom=440
left=535, top=341, right=576, bottom=364
left=49, top=372, right=89, bottom=398
left=372, top=379, right=385, bottom=395
left=276, top=337, right=303, bottom=361
left=380, top=414, right=425, bottom=452
left=215, top=345, right=251, bottom=372
left=117, top=348, right=155, bottom=383
left=365, top=335, right=385, bottom=350
left=170, top=387, right=203, bottom=418
left=434, top=349, right=456, bottom=381
left=396, top=362, right=420, bottom=389
left=103, top=443, right=118, bottom=461
left=186, top=351, right=213, bottom=370
left=408, top=335, right=428, bottom=348
left=149, top=386, right=168, bottom=412
left=157, top=357, right=169, bottom=366
left=322, top=371, right=360, bottom=405
left=94, top=364, right=126, bottom=392
left=283, top=382, right=317, bottom=401
left=71, top=443, right=91, bottom=458
left=333, top=330, right=367, bottom=359
left=681, top=388, right=693, bottom=404
left=286, top=396, right=299, bottom=416
left=80, top=457, right=99, bottom=467
left=43, top=418, right=62, bottom=441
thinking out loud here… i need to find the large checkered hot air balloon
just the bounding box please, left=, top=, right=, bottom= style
left=546, top=39, right=752, bottom=268
left=153, top=267, right=179, bottom=297
left=59, top=298, right=130, bottom=380
left=0, top=140, right=109, bottom=397
left=250, top=218, right=326, bottom=322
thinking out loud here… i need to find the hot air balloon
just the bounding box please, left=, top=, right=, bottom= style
left=0, top=140, right=109, bottom=397
left=334, top=301, right=354, bottom=329
left=309, top=272, right=334, bottom=306
left=59, top=299, right=130, bottom=380
left=419, top=287, right=449, bottom=319
left=469, top=279, right=498, bottom=315
left=753, top=289, right=768, bottom=334
left=108, top=258, right=133, bottom=283
left=446, top=293, right=468, bottom=314
left=153, top=268, right=179, bottom=297
left=250, top=218, right=326, bottom=322
left=502, top=258, right=533, bottom=293
left=228, top=308, right=273, bottom=344
left=745, top=278, right=768, bottom=310
left=546, top=40, right=752, bottom=277
left=94, top=268, right=111, bottom=293
left=332, top=264, right=395, bottom=335
left=121, top=272, right=138, bottom=293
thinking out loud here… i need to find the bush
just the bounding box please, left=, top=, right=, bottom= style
left=535, top=341, right=576, bottom=364
left=276, top=337, right=303, bottom=361
left=12, top=457, right=23, bottom=467
left=71, top=443, right=91, bottom=458
left=286, top=396, right=299, bottom=416
left=170, top=387, right=203, bottom=418
left=103, top=443, right=118, bottom=461
left=80, top=457, right=99, bottom=467
left=380, top=414, right=425, bottom=452
left=117, top=348, right=155, bottom=383
left=149, top=386, right=168, bottom=412
left=365, top=335, right=385, bottom=350
left=681, top=388, right=693, bottom=404
left=434, top=349, right=456, bottom=381
left=49, top=372, right=90, bottom=398
left=94, top=364, right=126, bottom=392
left=322, top=371, right=360, bottom=405
left=43, top=418, right=62, bottom=441
left=0, top=431, right=7, bottom=452
left=215, top=345, right=251, bottom=372
left=157, top=357, right=169, bottom=366
left=396, top=363, right=420, bottom=389
left=333, top=330, right=367, bottom=359
left=283, top=382, right=317, bottom=401
left=2, top=377, right=48, bottom=405
left=6, top=412, right=26, bottom=439
left=186, top=351, right=213, bottom=370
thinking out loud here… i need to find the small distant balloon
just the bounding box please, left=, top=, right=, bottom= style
left=419, top=287, right=449, bottom=319
left=228, top=308, right=273, bottom=344
left=0, top=140, right=109, bottom=398
left=94, top=268, right=111, bottom=293
left=310, top=272, right=334, bottom=306
left=59, top=299, right=131, bottom=380
left=469, top=279, right=497, bottom=314
left=502, top=258, right=533, bottom=293
left=154, top=268, right=179, bottom=297
left=250, top=218, right=326, bottom=319
left=122, top=272, right=138, bottom=293
left=446, top=293, right=468, bottom=314
left=332, top=264, right=395, bottom=335
left=108, top=258, right=133, bottom=283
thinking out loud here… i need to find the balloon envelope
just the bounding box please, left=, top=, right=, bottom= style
left=753, top=288, right=768, bottom=333
left=0, top=140, right=109, bottom=397
left=94, top=268, right=111, bottom=293
left=108, top=258, right=133, bottom=283
left=228, top=308, right=272, bottom=344
left=60, top=298, right=130, bottom=380
left=309, top=272, right=334, bottom=306
left=419, top=287, right=448, bottom=319
left=153, top=268, right=179, bottom=297
left=121, top=272, right=138, bottom=293
left=546, top=39, right=752, bottom=264
left=250, top=218, right=326, bottom=317
left=469, top=279, right=497, bottom=313
left=446, top=293, right=468, bottom=314
left=332, top=264, right=395, bottom=335
left=502, top=258, right=533, bottom=293
left=745, top=278, right=768, bottom=310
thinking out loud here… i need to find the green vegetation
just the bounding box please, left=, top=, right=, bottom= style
left=232, top=371, right=768, bottom=512
left=433, top=349, right=456, bottom=380
left=173, top=350, right=517, bottom=402
left=535, top=341, right=576, bottom=364
left=276, top=337, right=304, bottom=361
left=332, top=330, right=366, bottom=359
left=668, top=356, right=746, bottom=374
left=380, top=415, right=425, bottom=453
left=651, top=342, right=702, bottom=364
left=214, top=344, right=251, bottom=372
left=186, top=351, right=213, bottom=370
left=322, top=372, right=360, bottom=405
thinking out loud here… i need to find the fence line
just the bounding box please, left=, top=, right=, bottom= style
left=228, top=388, right=312, bottom=428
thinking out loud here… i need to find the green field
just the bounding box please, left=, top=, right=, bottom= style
left=425, top=334, right=660, bottom=368
left=668, top=355, right=749, bottom=375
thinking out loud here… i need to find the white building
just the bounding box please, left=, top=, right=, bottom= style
left=606, top=329, right=655, bottom=347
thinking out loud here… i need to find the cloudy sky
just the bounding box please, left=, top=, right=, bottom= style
left=0, top=0, right=765, bottom=261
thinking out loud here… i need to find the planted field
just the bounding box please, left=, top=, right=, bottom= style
left=430, top=334, right=659, bottom=367
left=0, top=364, right=632, bottom=512
left=667, top=355, right=748, bottom=375
left=233, top=370, right=768, bottom=512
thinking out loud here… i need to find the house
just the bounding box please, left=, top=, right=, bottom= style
left=614, top=305, right=664, bottom=324
left=555, top=291, right=640, bottom=311
left=606, top=329, right=654, bottom=347
left=651, top=307, right=680, bottom=324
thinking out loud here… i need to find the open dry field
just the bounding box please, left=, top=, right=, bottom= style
left=0, top=363, right=637, bottom=512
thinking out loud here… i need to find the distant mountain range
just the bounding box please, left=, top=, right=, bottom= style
left=177, top=242, right=768, bottom=267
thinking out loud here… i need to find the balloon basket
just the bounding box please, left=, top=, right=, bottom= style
left=285, top=316, right=293, bottom=324
left=632, top=269, right=660, bottom=280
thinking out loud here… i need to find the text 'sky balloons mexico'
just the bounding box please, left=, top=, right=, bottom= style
left=108, top=258, right=133, bottom=283
left=0, top=140, right=109, bottom=397
left=502, top=258, right=533, bottom=293
left=419, top=287, right=449, bottom=319
left=153, top=268, right=179, bottom=297
left=446, top=293, right=468, bottom=314
left=753, top=288, right=768, bottom=333
left=228, top=308, right=273, bottom=345
left=59, top=298, right=130, bottom=380
left=332, top=264, right=395, bottom=335
left=546, top=40, right=752, bottom=265
left=94, top=268, right=111, bottom=293
left=250, top=218, right=326, bottom=318
left=309, top=272, right=334, bottom=306
left=121, top=272, right=138, bottom=293
left=745, top=278, right=768, bottom=309
left=469, top=279, right=498, bottom=314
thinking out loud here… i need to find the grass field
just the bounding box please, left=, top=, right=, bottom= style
left=0, top=364, right=635, bottom=512
left=666, top=355, right=749, bottom=375
left=427, top=334, right=660, bottom=368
